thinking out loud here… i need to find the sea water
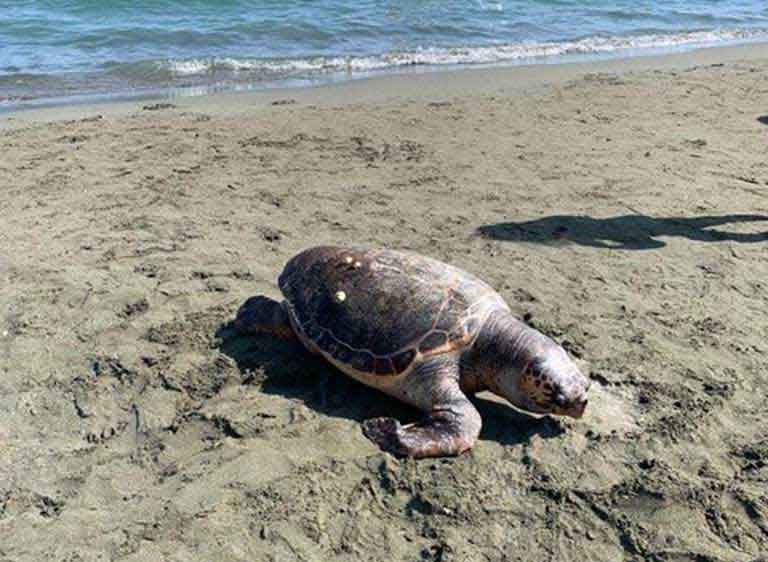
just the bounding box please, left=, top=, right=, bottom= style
left=1, top=0, right=767, bottom=107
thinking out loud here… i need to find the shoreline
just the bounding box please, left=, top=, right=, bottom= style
left=2, top=40, right=767, bottom=129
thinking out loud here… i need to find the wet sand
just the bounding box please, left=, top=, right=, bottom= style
left=2, top=44, right=768, bottom=561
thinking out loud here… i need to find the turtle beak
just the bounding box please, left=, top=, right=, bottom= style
left=552, top=391, right=588, bottom=419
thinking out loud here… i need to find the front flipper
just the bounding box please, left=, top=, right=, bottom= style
left=362, top=355, right=481, bottom=458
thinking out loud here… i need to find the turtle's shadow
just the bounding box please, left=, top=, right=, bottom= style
left=215, top=322, right=561, bottom=449
left=478, top=213, right=768, bottom=250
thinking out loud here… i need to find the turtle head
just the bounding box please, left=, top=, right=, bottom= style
left=515, top=347, right=590, bottom=418
left=490, top=340, right=590, bottom=419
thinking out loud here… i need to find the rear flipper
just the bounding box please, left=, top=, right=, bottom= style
left=234, top=295, right=296, bottom=341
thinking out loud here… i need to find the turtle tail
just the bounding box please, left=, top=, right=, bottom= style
left=234, top=296, right=296, bottom=341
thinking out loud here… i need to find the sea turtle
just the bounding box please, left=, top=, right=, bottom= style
left=235, top=246, right=589, bottom=458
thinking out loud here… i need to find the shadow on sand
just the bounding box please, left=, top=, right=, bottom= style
left=477, top=213, right=768, bottom=250
left=758, top=116, right=768, bottom=126
left=216, top=321, right=563, bottom=449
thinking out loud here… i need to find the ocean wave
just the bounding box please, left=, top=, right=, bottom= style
left=2, top=27, right=767, bottom=109
left=155, top=28, right=768, bottom=78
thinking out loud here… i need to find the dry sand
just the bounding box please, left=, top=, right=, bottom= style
left=2, top=44, right=768, bottom=561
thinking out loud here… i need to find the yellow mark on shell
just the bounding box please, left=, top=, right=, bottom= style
left=353, top=261, right=362, bottom=268
left=344, top=256, right=354, bottom=264
left=335, top=290, right=347, bottom=302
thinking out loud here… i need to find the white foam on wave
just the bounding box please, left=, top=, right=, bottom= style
left=159, top=28, right=768, bottom=78
left=163, top=59, right=212, bottom=75
left=161, top=56, right=354, bottom=76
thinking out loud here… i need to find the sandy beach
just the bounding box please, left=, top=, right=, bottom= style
left=2, top=44, right=768, bottom=561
